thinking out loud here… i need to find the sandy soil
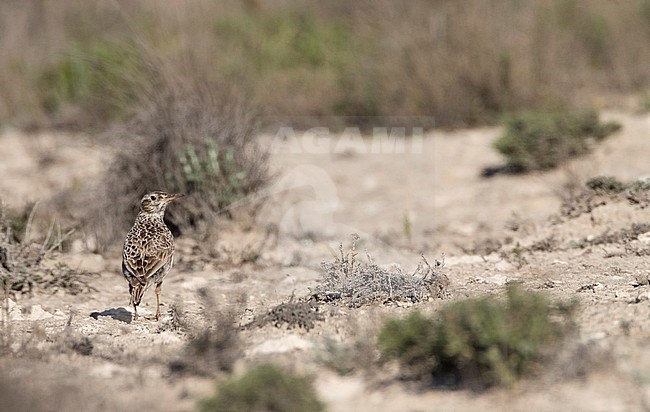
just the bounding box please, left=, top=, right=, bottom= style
left=2, top=112, right=650, bottom=411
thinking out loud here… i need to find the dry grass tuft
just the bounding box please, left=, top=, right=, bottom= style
left=313, top=235, right=448, bottom=307
left=0, top=202, right=95, bottom=295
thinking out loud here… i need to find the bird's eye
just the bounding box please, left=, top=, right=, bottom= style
left=150, top=195, right=157, bottom=201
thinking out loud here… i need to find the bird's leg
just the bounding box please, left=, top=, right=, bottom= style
left=130, top=283, right=140, bottom=321
left=155, top=283, right=162, bottom=321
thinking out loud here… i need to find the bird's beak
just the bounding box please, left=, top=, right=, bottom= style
left=167, top=193, right=185, bottom=202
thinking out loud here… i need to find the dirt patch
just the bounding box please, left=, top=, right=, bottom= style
left=560, top=177, right=650, bottom=219
left=248, top=299, right=324, bottom=331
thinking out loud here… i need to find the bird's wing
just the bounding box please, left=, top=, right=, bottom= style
left=123, top=239, right=172, bottom=283
left=122, top=243, right=147, bottom=285
left=141, top=247, right=172, bottom=281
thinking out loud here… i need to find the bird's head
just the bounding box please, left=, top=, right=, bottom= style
left=139, top=191, right=184, bottom=214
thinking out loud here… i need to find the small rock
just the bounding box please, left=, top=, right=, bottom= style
left=633, top=274, right=650, bottom=287
left=495, top=260, right=515, bottom=271
left=638, top=232, right=650, bottom=244
left=26, top=305, right=54, bottom=320
left=584, top=331, right=606, bottom=341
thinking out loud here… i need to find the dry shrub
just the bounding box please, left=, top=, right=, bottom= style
left=313, top=235, right=449, bottom=307
left=71, top=58, right=270, bottom=249
left=0, top=202, right=94, bottom=295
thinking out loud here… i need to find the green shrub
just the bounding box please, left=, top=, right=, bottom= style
left=200, top=364, right=324, bottom=412
left=178, top=140, right=249, bottom=210
left=585, top=176, right=626, bottom=193
left=493, top=109, right=621, bottom=171
left=378, top=285, right=577, bottom=389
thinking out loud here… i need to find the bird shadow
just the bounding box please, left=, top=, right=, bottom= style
left=90, top=307, right=133, bottom=324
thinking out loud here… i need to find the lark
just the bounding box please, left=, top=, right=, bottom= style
left=122, top=191, right=183, bottom=321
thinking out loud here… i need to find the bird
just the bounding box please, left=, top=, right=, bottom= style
left=122, top=191, right=183, bottom=321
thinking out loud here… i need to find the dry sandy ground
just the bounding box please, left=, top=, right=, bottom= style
left=1, top=112, right=650, bottom=411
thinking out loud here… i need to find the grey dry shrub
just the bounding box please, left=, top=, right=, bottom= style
left=315, top=235, right=448, bottom=307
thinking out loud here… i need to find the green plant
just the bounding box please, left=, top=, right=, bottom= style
left=577, top=13, right=611, bottom=67
left=178, top=140, right=247, bottom=208
left=585, top=176, right=626, bottom=193
left=512, top=241, right=528, bottom=267
left=37, top=40, right=144, bottom=124
left=494, top=109, right=621, bottom=171
left=200, top=364, right=324, bottom=412
left=402, top=211, right=412, bottom=243
left=378, top=285, right=577, bottom=389
left=214, top=10, right=352, bottom=72
left=629, top=178, right=650, bottom=192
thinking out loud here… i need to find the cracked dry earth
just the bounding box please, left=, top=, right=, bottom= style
left=2, top=112, right=650, bottom=412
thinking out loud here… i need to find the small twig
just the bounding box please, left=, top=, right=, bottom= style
left=365, top=248, right=373, bottom=264
left=45, top=228, right=75, bottom=254
left=57, top=221, right=62, bottom=252
left=40, top=221, right=55, bottom=257
left=23, top=201, right=40, bottom=243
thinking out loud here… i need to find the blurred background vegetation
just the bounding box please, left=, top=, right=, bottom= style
left=1, top=0, right=648, bottom=248
left=1, top=0, right=650, bottom=130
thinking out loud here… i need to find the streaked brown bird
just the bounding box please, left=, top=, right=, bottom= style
left=122, top=191, right=183, bottom=321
